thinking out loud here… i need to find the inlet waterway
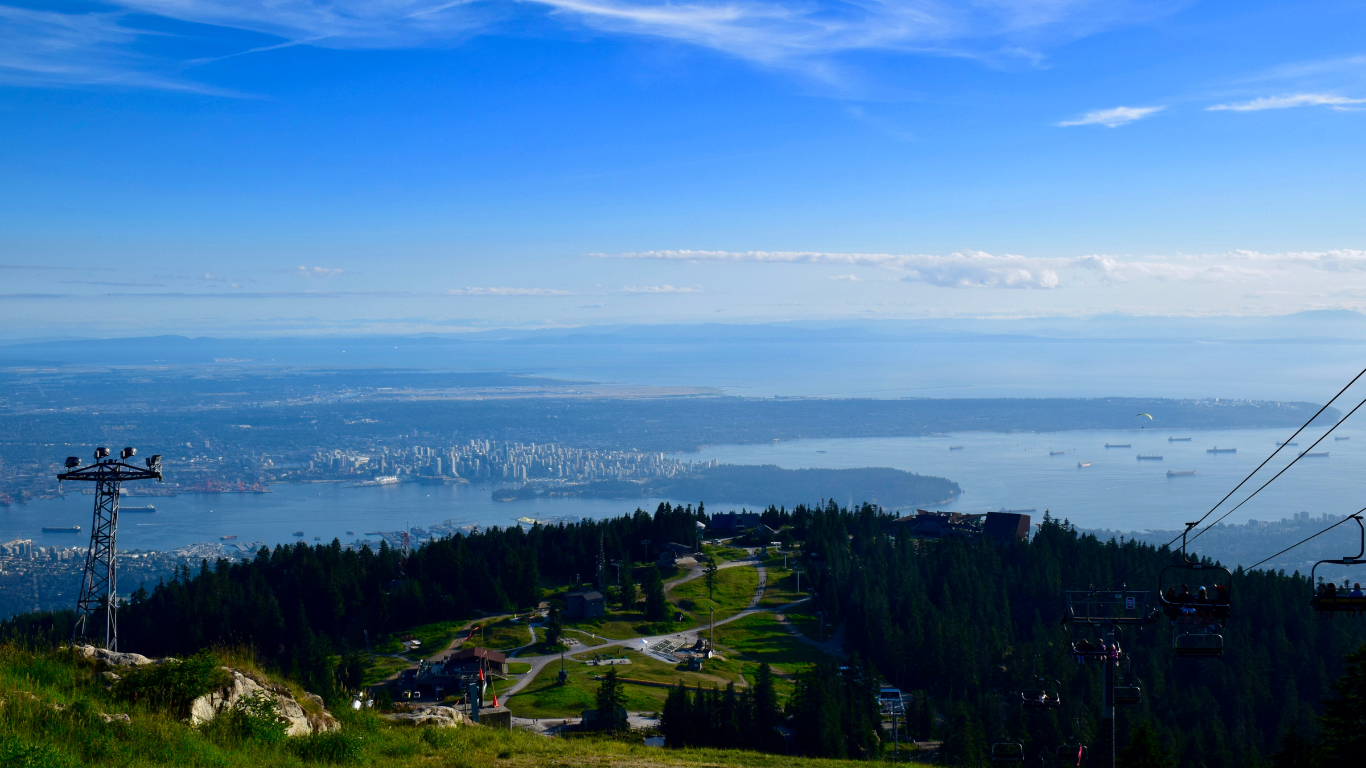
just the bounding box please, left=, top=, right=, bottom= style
left=3, top=427, right=1360, bottom=551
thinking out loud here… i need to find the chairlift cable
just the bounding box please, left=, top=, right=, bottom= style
left=1185, top=392, right=1366, bottom=547
left=1066, top=365, right=1366, bottom=606
left=1244, top=506, right=1366, bottom=572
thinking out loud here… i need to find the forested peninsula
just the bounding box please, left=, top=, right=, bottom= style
left=493, top=464, right=961, bottom=508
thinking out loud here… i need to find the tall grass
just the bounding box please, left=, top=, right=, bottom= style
left=0, top=643, right=851, bottom=768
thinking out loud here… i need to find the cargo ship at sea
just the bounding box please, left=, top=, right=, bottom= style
left=42, top=526, right=80, bottom=533
left=949, top=446, right=964, bottom=451
left=1049, top=450, right=1066, bottom=456
left=1207, top=447, right=1237, bottom=454
left=1077, top=461, right=1092, bottom=468
left=1168, top=437, right=1192, bottom=442
left=1301, top=451, right=1330, bottom=458
left=1336, top=436, right=1351, bottom=441
left=1167, top=470, right=1196, bottom=477
left=121, top=505, right=156, bottom=513
left=1105, top=443, right=1131, bottom=448
left=220, top=535, right=237, bottom=540
left=1137, top=455, right=1163, bottom=461
left=1277, top=442, right=1298, bottom=447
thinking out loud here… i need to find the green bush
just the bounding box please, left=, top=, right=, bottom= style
left=112, top=652, right=230, bottom=718
left=226, top=692, right=288, bottom=745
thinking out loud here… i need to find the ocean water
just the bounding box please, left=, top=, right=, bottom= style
left=669, top=427, right=1366, bottom=533
left=5, top=427, right=1361, bottom=551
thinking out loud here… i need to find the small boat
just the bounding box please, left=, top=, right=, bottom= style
left=1277, top=441, right=1298, bottom=447
left=1137, top=455, right=1163, bottom=461
left=949, top=446, right=964, bottom=451
left=815, top=450, right=827, bottom=453
left=313, top=536, right=321, bottom=541
left=42, top=526, right=81, bottom=533
left=1167, top=470, right=1196, bottom=477
left=1050, top=450, right=1066, bottom=456
left=1105, top=443, right=1131, bottom=448
left=293, top=531, right=305, bottom=537
left=1168, top=437, right=1192, bottom=442
left=1336, top=436, right=1351, bottom=441
left=1301, top=451, right=1329, bottom=458
left=346, top=530, right=355, bottom=535
left=1077, top=461, right=1092, bottom=468
left=1207, top=447, right=1237, bottom=454
left=221, top=535, right=237, bottom=540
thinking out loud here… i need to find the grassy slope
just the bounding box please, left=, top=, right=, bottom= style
left=671, top=566, right=759, bottom=623
left=507, top=649, right=745, bottom=719
left=0, top=644, right=856, bottom=768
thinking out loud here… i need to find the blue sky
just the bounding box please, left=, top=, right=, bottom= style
left=3, top=0, right=1366, bottom=338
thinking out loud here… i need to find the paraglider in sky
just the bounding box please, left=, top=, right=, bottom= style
left=1136, top=412, right=1153, bottom=428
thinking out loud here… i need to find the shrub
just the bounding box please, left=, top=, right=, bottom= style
left=226, top=692, right=288, bottom=745
left=112, top=652, right=230, bottom=718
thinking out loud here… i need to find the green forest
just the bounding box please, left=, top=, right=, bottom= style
left=5, top=501, right=1366, bottom=765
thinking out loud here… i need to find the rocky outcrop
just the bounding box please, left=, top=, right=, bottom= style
left=383, top=705, right=473, bottom=728
left=73, top=645, right=155, bottom=668
left=189, top=668, right=338, bottom=736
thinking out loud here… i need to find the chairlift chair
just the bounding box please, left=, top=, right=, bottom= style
left=1114, top=684, right=1143, bottom=707
left=990, top=742, right=1025, bottom=764
left=1173, top=627, right=1224, bottom=658
left=1310, top=514, right=1366, bottom=617
left=1055, top=744, right=1088, bottom=767
left=1114, top=655, right=1142, bottom=706
left=1020, top=657, right=1062, bottom=708
left=1158, top=523, right=1232, bottom=657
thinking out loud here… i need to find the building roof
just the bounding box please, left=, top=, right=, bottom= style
left=446, top=647, right=507, bottom=665
left=567, top=590, right=605, bottom=602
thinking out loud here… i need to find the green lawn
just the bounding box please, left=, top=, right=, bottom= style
left=712, top=612, right=829, bottom=676
left=360, top=654, right=412, bottom=687
left=758, top=567, right=808, bottom=608
left=671, top=563, right=760, bottom=622
left=702, top=544, right=751, bottom=562
left=507, top=661, right=533, bottom=675
left=507, top=649, right=745, bottom=719
left=374, top=619, right=470, bottom=659
left=460, top=617, right=536, bottom=651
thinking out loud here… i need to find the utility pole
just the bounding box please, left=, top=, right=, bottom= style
left=710, top=606, right=715, bottom=650
left=57, top=447, right=163, bottom=651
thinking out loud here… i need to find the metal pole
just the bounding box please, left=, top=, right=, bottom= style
left=1101, top=628, right=1116, bottom=768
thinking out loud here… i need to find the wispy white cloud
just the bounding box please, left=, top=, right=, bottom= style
left=621, top=285, right=701, bottom=293
left=828, top=274, right=862, bottom=281
left=1057, top=105, right=1164, bottom=127
left=297, top=266, right=344, bottom=277
left=1208, top=93, right=1366, bottom=112
left=0, top=5, right=245, bottom=94
left=604, top=248, right=1366, bottom=289
left=605, top=249, right=1065, bottom=289
left=1, top=0, right=1182, bottom=91
left=446, top=286, right=574, bottom=295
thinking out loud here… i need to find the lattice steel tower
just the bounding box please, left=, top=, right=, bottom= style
left=57, top=447, right=162, bottom=650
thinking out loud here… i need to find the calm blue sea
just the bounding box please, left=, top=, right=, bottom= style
left=5, top=427, right=1360, bottom=551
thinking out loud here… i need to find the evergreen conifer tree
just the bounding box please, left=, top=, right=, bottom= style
left=1118, top=722, right=1173, bottom=768
left=1320, top=644, right=1366, bottom=768
left=619, top=558, right=637, bottom=613
left=595, top=668, right=627, bottom=734
left=644, top=565, right=668, bottom=622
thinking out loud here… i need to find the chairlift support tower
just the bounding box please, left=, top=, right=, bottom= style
left=1063, top=588, right=1156, bottom=768
left=57, top=447, right=162, bottom=650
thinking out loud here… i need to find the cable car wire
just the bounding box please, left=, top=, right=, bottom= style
left=1244, top=506, right=1366, bottom=572
left=1072, top=365, right=1366, bottom=601
left=1185, top=392, right=1366, bottom=547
